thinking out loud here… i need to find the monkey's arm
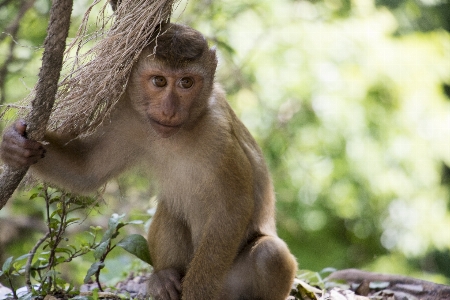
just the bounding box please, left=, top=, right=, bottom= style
left=31, top=121, right=143, bottom=194
left=28, top=104, right=147, bottom=193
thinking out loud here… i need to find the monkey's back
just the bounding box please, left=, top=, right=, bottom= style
left=205, top=86, right=278, bottom=238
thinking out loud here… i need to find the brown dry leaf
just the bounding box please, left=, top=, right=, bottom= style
left=295, top=278, right=323, bottom=299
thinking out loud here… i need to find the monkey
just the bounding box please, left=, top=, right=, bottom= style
left=0, top=23, right=297, bottom=300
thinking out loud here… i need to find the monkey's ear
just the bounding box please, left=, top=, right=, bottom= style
left=109, top=0, right=121, bottom=11
left=208, top=47, right=218, bottom=72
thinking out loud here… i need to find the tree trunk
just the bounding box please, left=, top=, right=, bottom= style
left=0, top=0, right=73, bottom=209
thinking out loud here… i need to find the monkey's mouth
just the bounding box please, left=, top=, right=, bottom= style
left=149, top=118, right=182, bottom=137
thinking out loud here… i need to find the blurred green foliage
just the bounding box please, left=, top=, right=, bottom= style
left=1, top=0, right=449, bottom=288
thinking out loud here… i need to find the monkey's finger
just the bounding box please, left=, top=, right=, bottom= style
left=1, top=141, right=45, bottom=168
left=156, top=287, right=173, bottom=300
left=22, top=139, right=45, bottom=151
left=159, top=278, right=180, bottom=300
left=164, top=276, right=181, bottom=300
left=148, top=276, right=177, bottom=300
left=7, top=121, right=44, bottom=151
left=3, top=136, right=45, bottom=158
left=0, top=151, right=29, bottom=168
left=168, top=276, right=181, bottom=293
left=14, top=119, right=27, bottom=137
left=14, top=136, right=44, bottom=151
left=1, top=148, right=43, bottom=167
left=163, top=270, right=181, bottom=292
left=164, top=284, right=179, bottom=300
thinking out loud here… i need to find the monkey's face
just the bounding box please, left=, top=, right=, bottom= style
left=134, top=67, right=205, bottom=138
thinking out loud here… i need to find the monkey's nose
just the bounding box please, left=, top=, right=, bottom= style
left=161, top=99, right=177, bottom=119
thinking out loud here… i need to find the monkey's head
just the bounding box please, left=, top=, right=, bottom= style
left=127, top=23, right=218, bottom=138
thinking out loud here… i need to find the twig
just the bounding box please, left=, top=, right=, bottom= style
left=25, top=231, right=51, bottom=292
left=7, top=276, right=18, bottom=299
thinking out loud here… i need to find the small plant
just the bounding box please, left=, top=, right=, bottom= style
left=0, top=185, right=151, bottom=299
left=0, top=255, right=31, bottom=299
left=84, top=213, right=152, bottom=292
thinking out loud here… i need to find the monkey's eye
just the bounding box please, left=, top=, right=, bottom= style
left=179, top=77, right=194, bottom=89
left=152, top=76, right=167, bottom=87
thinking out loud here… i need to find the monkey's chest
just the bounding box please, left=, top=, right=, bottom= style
left=155, top=156, right=215, bottom=208
left=148, top=137, right=224, bottom=215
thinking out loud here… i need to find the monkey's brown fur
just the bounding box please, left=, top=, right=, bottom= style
left=0, top=24, right=297, bottom=300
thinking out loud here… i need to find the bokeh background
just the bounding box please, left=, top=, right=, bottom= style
left=1, top=0, right=450, bottom=288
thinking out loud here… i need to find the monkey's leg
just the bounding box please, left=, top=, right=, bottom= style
left=147, top=202, right=193, bottom=300
left=220, top=235, right=297, bottom=300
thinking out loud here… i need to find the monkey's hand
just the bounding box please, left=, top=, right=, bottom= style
left=0, top=119, right=46, bottom=169
left=147, top=268, right=182, bottom=300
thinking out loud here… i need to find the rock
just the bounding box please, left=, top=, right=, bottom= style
left=0, top=284, right=12, bottom=300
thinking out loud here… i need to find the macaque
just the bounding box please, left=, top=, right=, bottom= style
left=0, top=23, right=297, bottom=300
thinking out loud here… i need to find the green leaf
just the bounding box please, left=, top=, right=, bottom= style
left=17, top=267, right=26, bottom=275
left=55, top=247, right=72, bottom=255
left=18, top=292, right=33, bottom=300
left=66, top=217, right=80, bottom=225
left=43, top=270, right=59, bottom=279
left=31, top=259, right=41, bottom=270
left=98, top=214, right=126, bottom=245
left=94, top=241, right=109, bottom=260
left=2, top=256, right=13, bottom=273
left=29, top=193, right=40, bottom=200
left=111, top=231, right=120, bottom=240
left=117, top=234, right=152, bottom=265
left=107, top=214, right=125, bottom=232
left=55, top=275, right=68, bottom=285
left=84, top=262, right=104, bottom=284
left=296, top=280, right=321, bottom=300
left=15, top=254, right=32, bottom=261
left=50, top=210, right=59, bottom=219
left=116, top=222, right=126, bottom=231
left=56, top=256, right=67, bottom=264
left=49, top=196, right=61, bottom=204
left=100, top=222, right=118, bottom=244
left=66, top=283, right=76, bottom=294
